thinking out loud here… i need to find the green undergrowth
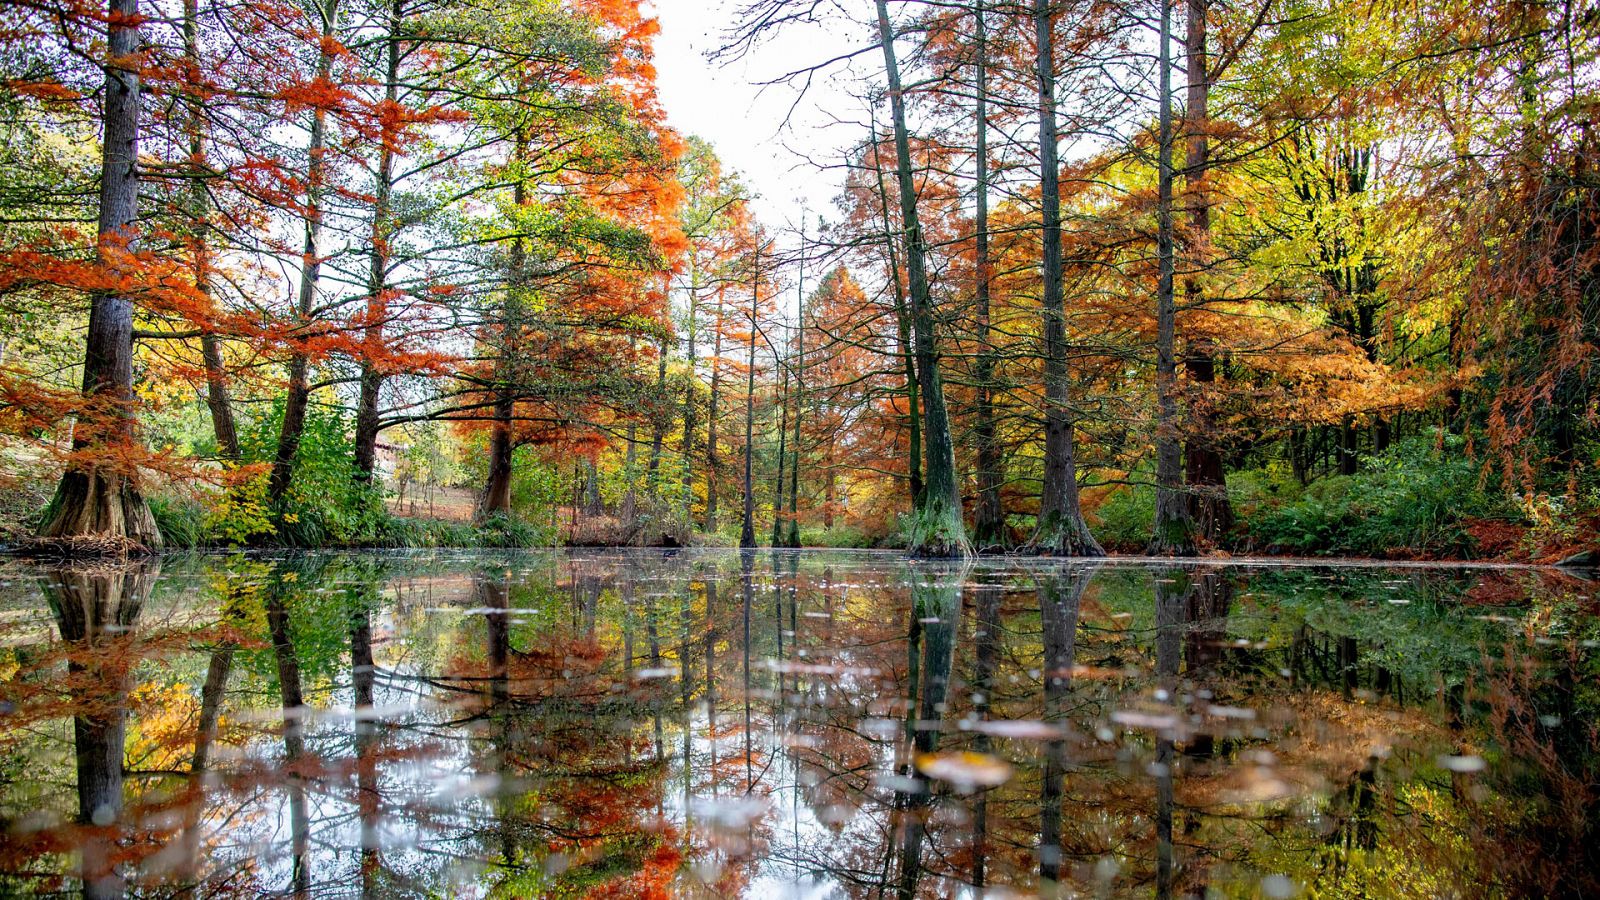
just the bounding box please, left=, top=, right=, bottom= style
left=1234, top=432, right=1521, bottom=558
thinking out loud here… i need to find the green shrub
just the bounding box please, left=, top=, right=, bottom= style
left=1088, top=479, right=1156, bottom=552
left=1238, top=430, right=1519, bottom=558
left=148, top=495, right=207, bottom=549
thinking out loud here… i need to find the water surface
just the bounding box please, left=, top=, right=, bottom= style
left=0, top=550, right=1595, bottom=897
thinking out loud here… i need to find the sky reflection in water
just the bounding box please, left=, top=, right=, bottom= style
left=0, top=550, right=1596, bottom=898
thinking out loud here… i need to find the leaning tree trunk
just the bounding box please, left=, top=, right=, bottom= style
left=1149, top=0, right=1197, bottom=555
left=269, top=0, right=338, bottom=507
left=1031, top=0, right=1102, bottom=557
left=184, top=0, right=239, bottom=462
left=38, top=0, right=162, bottom=550
left=971, top=4, right=1007, bottom=550
left=868, top=119, right=923, bottom=508
left=875, top=0, right=967, bottom=556
left=1180, top=0, right=1233, bottom=543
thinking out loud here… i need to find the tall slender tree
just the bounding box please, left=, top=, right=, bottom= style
left=1032, top=0, right=1103, bottom=556
left=875, top=0, right=967, bottom=556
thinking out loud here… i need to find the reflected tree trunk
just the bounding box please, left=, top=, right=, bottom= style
left=1038, top=564, right=1093, bottom=890
left=46, top=563, right=155, bottom=899
left=1154, top=570, right=1188, bottom=899
left=895, top=565, right=961, bottom=899
left=969, top=580, right=1004, bottom=887
left=266, top=569, right=311, bottom=897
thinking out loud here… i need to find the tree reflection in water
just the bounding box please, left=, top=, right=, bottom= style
left=0, top=551, right=1596, bottom=897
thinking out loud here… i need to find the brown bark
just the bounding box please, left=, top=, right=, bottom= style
left=875, top=0, right=966, bottom=555
left=269, top=0, right=339, bottom=507
left=353, top=0, right=403, bottom=482
left=39, top=0, right=161, bottom=549
left=1032, top=0, right=1102, bottom=557
left=971, top=4, right=1005, bottom=549
left=1150, top=0, right=1197, bottom=555
left=1180, top=0, right=1234, bottom=542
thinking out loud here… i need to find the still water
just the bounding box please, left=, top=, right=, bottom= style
left=0, top=550, right=1595, bottom=898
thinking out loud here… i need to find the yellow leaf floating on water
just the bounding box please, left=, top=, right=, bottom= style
left=914, top=751, right=1013, bottom=791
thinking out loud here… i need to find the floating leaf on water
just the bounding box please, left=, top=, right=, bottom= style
left=689, top=795, right=769, bottom=828
left=1437, top=754, right=1486, bottom=773
left=872, top=773, right=925, bottom=794
left=914, top=751, right=1013, bottom=791
left=1109, top=710, right=1180, bottom=731
left=968, top=719, right=1066, bottom=740
left=633, top=667, right=676, bottom=680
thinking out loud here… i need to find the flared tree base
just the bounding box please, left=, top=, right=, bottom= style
left=905, top=498, right=971, bottom=558
left=33, top=468, right=162, bottom=555
left=1028, top=511, right=1106, bottom=558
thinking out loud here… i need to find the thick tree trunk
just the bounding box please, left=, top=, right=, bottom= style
left=971, top=6, right=1006, bottom=549
left=1180, top=0, right=1233, bottom=543
left=353, top=0, right=403, bottom=482
left=39, top=0, right=161, bottom=550
left=875, top=0, right=967, bottom=556
left=269, top=0, right=338, bottom=507
left=47, top=564, right=153, bottom=899
left=1150, top=0, right=1197, bottom=555
left=478, top=390, right=515, bottom=520
left=1031, top=0, right=1102, bottom=557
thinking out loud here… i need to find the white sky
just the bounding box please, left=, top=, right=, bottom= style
left=647, top=0, right=872, bottom=237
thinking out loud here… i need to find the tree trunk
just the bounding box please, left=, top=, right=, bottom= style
left=971, top=5, right=1006, bottom=550
left=875, top=0, right=967, bottom=556
left=47, top=564, right=153, bottom=898
left=740, top=244, right=761, bottom=549
left=477, top=134, right=528, bottom=523
left=1149, top=0, right=1196, bottom=555
left=1180, top=0, right=1233, bottom=543
left=38, top=0, right=162, bottom=550
left=1031, top=0, right=1102, bottom=557
left=771, top=356, right=788, bottom=548
left=868, top=117, right=923, bottom=508
left=680, top=256, right=700, bottom=525
left=786, top=240, right=806, bottom=548
left=705, top=292, right=723, bottom=532
left=353, top=0, right=403, bottom=482
left=269, top=0, right=338, bottom=507
left=184, top=0, right=239, bottom=461
left=646, top=326, right=668, bottom=491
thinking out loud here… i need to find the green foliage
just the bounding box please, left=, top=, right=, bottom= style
left=1088, top=480, right=1156, bottom=552
left=203, top=467, right=277, bottom=546
left=241, top=403, right=386, bottom=547
left=1237, top=431, right=1518, bottom=557
left=148, top=495, right=207, bottom=549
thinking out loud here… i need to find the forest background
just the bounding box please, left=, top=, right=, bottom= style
left=0, top=0, right=1595, bottom=560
